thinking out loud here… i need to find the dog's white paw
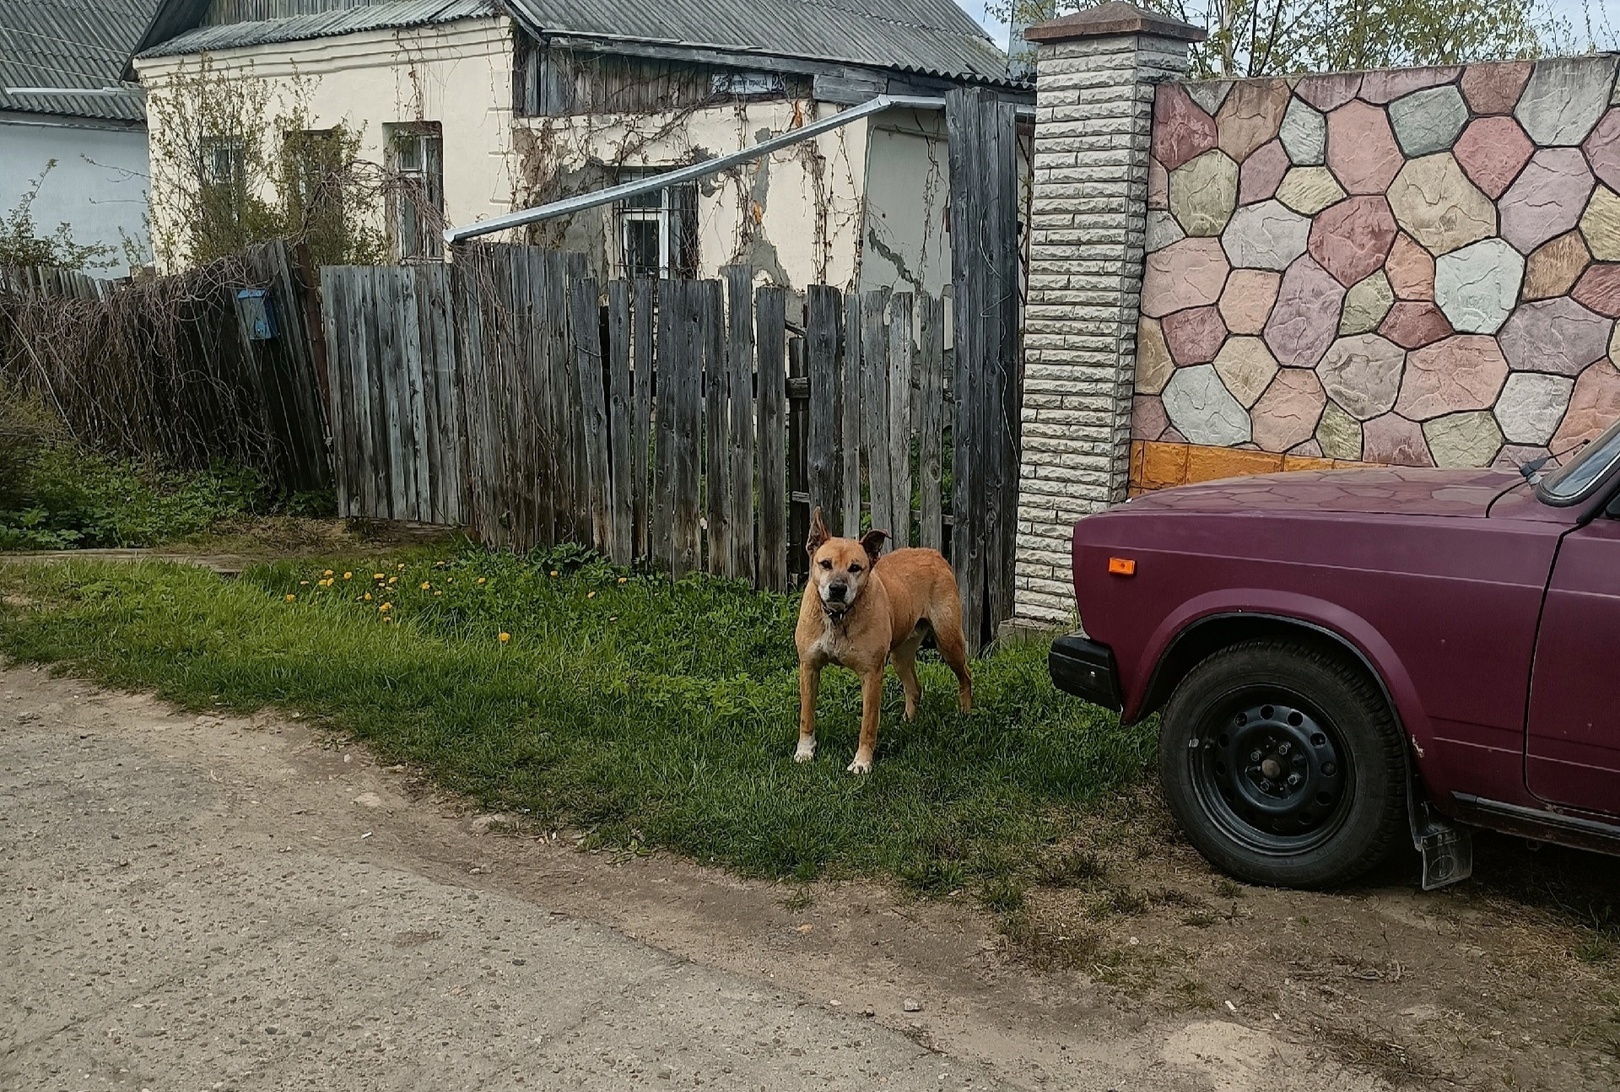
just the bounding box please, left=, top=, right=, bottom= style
left=846, top=756, right=872, bottom=775
left=794, top=739, right=816, bottom=763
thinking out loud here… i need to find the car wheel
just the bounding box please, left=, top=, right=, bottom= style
left=1158, top=637, right=1406, bottom=889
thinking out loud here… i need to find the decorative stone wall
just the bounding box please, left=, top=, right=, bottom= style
left=1138, top=55, right=1620, bottom=470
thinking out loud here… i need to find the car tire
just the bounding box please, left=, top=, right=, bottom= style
left=1158, top=637, right=1406, bottom=889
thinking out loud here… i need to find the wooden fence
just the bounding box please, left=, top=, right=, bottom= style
left=323, top=244, right=1018, bottom=648
left=0, top=241, right=330, bottom=492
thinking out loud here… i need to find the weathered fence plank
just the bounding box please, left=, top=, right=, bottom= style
left=632, top=278, right=655, bottom=559
left=606, top=280, right=635, bottom=566
left=419, top=264, right=460, bottom=524
left=805, top=285, right=842, bottom=530
left=321, top=268, right=352, bottom=516
left=704, top=277, right=730, bottom=577
left=672, top=280, right=705, bottom=576
left=917, top=292, right=945, bottom=552
left=724, top=266, right=756, bottom=582
left=887, top=292, right=915, bottom=549
left=860, top=289, right=894, bottom=540
left=756, top=286, right=788, bottom=593
left=786, top=301, right=809, bottom=587
left=653, top=279, right=678, bottom=571
left=948, top=89, right=986, bottom=652
left=840, top=293, right=863, bottom=538
left=572, top=276, right=611, bottom=552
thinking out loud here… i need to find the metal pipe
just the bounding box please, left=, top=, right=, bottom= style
left=443, top=93, right=949, bottom=245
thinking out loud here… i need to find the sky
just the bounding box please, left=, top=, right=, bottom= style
left=952, top=0, right=1620, bottom=53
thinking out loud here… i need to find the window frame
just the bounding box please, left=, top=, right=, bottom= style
left=385, top=121, right=445, bottom=263
left=613, top=170, right=698, bottom=279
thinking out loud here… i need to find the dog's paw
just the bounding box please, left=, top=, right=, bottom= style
left=794, top=739, right=816, bottom=763
left=846, top=755, right=872, bottom=775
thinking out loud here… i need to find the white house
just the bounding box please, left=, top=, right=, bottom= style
left=128, top=0, right=1026, bottom=289
left=0, top=0, right=156, bottom=272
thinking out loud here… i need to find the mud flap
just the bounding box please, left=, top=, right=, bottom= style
left=1412, top=801, right=1472, bottom=890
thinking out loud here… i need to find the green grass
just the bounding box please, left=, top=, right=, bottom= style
left=0, top=442, right=289, bottom=551
left=0, top=545, right=1151, bottom=899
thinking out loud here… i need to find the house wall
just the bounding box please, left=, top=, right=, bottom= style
left=134, top=16, right=519, bottom=264
left=135, top=16, right=951, bottom=291
left=0, top=113, right=151, bottom=272
left=514, top=99, right=910, bottom=291
left=859, top=112, right=952, bottom=295
left=1139, top=55, right=1620, bottom=475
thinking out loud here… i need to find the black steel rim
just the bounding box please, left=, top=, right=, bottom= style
left=1187, top=689, right=1355, bottom=855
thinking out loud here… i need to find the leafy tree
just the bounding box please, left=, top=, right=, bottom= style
left=145, top=56, right=387, bottom=269
left=0, top=162, right=115, bottom=271
left=1005, top=0, right=1555, bottom=78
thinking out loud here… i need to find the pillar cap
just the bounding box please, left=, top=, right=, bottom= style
left=1024, top=2, right=1206, bottom=44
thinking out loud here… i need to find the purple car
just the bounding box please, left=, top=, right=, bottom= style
left=1048, top=419, right=1620, bottom=890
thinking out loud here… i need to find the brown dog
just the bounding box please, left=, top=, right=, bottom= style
left=795, top=506, right=972, bottom=773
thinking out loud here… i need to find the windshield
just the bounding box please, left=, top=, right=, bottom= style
left=1537, top=416, right=1620, bottom=505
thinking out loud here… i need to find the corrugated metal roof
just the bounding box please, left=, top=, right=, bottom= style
left=138, top=0, right=495, bottom=57
left=0, top=0, right=157, bottom=122
left=507, top=0, right=1012, bottom=85
left=133, top=0, right=1014, bottom=87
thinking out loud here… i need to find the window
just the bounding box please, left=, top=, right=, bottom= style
left=202, top=135, right=245, bottom=187
left=386, top=122, right=444, bottom=262
left=615, top=171, right=698, bottom=279
left=285, top=128, right=344, bottom=251
left=1538, top=415, right=1620, bottom=506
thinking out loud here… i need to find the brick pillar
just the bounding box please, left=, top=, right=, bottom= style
left=1012, top=3, right=1203, bottom=627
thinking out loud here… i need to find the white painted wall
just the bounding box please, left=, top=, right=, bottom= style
left=859, top=112, right=951, bottom=296
left=135, top=16, right=519, bottom=265
left=0, top=113, right=150, bottom=273
left=516, top=101, right=875, bottom=290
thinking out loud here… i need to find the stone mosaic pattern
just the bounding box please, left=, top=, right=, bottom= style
left=1139, top=55, right=1620, bottom=470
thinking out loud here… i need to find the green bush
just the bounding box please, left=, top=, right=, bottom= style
left=0, top=441, right=261, bottom=550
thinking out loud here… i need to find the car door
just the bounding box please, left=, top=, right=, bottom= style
left=1527, top=515, right=1620, bottom=815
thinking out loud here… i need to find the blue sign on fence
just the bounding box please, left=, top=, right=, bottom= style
left=236, top=288, right=279, bottom=340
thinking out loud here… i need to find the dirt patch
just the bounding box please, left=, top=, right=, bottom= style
left=4, top=663, right=1616, bottom=1091
left=1005, top=793, right=1620, bottom=1090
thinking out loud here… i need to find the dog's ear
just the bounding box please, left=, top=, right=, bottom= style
left=859, top=529, right=889, bottom=563
left=806, top=506, right=830, bottom=556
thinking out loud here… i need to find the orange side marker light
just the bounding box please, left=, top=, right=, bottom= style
left=1108, top=557, right=1137, bottom=576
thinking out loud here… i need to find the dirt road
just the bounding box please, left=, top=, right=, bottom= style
left=2, top=662, right=1613, bottom=1091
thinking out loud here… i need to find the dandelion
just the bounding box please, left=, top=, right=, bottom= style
left=618, top=577, right=627, bottom=585
left=477, top=577, right=486, bottom=585
left=380, top=603, right=391, bottom=613
left=434, top=591, right=442, bottom=597
left=498, top=632, right=511, bottom=643
left=323, top=569, right=334, bottom=577
left=420, top=582, right=431, bottom=590
left=587, top=591, right=596, bottom=599
left=373, top=573, right=384, bottom=581
left=388, top=576, right=398, bottom=585
left=364, top=592, right=373, bottom=601
left=343, top=572, right=353, bottom=580
left=285, top=593, right=297, bottom=602
left=397, top=563, right=406, bottom=570
left=550, top=570, right=559, bottom=578
left=300, top=580, right=309, bottom=586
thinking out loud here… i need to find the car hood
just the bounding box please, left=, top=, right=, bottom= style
left=1119, top=466, right=1528, bottom=518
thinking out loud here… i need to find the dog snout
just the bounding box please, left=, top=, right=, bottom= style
left=826, top=581, right=848, bottom=601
